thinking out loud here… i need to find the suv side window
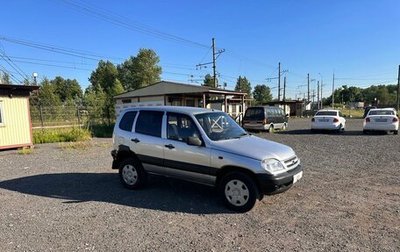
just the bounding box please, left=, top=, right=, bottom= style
left=167, top=113, right=200, bottom=142
left=135, top=111, right=164, bottom=137
left=119, top=111, right=137, bottom=132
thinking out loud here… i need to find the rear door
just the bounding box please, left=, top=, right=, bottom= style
left=132, top=110, right=165, bottom=172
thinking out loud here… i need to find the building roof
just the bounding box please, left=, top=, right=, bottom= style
left=0, top=84, right=39, bottom=97
left=119, top=105, right=216, bottom=115
left=114, top=81, right=246, bottom=99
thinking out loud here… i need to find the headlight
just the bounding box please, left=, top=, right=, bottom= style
left=261, top=158, right=285, bottom=174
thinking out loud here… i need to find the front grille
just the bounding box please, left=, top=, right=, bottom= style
left=283, top=156, right=299, bottom=170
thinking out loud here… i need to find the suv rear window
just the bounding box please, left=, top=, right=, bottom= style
left=135, top=111, right=163, bottom=137
left=244, top=108, right=264, bottom=120
left=119, top=111, right=137, bottom=131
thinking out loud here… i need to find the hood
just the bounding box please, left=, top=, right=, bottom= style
left=210, top=135, right=296, bottom=161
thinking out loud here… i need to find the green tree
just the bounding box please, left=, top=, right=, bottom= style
left=253, top=85, right=272, bottom=104
left=51, top=76, right=82, bottom=102
left=202, top=74, right=217, bottom=87
left=88, top=60, right=125, bottom=125
left=0, top=72, right=12, bottom=84
left=84, top=86, right=107, bottom=124
left=235, top=76, right=252, bottom=96
left=89, top=60, right=119, bottom=91
left=117, top=48, right=162, bottom=91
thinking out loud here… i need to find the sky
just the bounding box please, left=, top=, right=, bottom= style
left=0, top=0, right=399, bottom=99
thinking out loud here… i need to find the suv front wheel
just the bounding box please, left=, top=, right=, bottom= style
left=119, top=158, right=146, bottom=189
left=220, top=172, right=259, bottom=212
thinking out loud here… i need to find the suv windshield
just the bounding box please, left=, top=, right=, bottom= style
left=195, top=112, right=247, bottom=141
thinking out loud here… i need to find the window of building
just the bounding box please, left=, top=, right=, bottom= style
left=122, top=99, right=131, bottom=104
left=135, top=111, right=163, bottom=137
left=119, top=111, right=137, bottom=132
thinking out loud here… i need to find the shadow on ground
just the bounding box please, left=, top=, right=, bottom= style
left=0, top=173, right=231, bottom=214
left=276, top=129, right=385, bottom=136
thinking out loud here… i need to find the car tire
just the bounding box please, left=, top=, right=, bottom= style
left=363, top=130, right=368, bottom=135
left=394, top=130, right=398, bottom=135
left=337, top=124, right=344, bottom=133
left=269, top=125, right=274, bottom=133
left=220, top=172, right=259, bottom=212
left=119, top=158, right=146, bottom=189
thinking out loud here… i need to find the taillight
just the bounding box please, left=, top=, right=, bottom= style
left=393, top=117, right=399, bottom=122
left=333, top=118, right=339, bottom=123
left=366, top=117, right=370, bottom=123
left=311, top=118, right=315, bottom=122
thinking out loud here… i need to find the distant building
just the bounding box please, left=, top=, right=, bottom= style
left=348, top=101, right=364, bottom=109
left=0, top=84, right=38, bottom=150
left=266, top=100, right=305, bottom=117
left=114, top=81, right=247, bottom=119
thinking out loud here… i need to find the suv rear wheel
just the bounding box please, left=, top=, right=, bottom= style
left=220, top=172, right=259, bottom=212
left=119, top=158, right=146, bottom=189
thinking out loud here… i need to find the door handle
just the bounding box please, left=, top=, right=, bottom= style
left=165, top=144, right=175, bottom=149
left=131, top=138, right=140, bottom=143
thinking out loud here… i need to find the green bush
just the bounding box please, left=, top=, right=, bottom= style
left=33, top=128, right=91, bottom=144
left=90, top=124, right=114, bottom=138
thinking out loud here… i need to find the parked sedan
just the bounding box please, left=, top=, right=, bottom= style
left=311, top=109, right=346, bottom=132
left=363, top=108, right=399, bottom=135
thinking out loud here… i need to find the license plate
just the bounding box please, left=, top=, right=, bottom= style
left=293, top=171, right=303, bottom=184
left=375, top=119, right=387, bottom=122
left=319, top=119, right=329, bottom=122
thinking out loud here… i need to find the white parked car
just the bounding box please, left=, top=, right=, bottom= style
left=363, top=108, right=399, bottom=135
left=311, top=109, right=346, bottom=132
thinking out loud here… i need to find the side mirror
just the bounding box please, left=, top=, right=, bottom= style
left=187, top=136, right=202, bottom=146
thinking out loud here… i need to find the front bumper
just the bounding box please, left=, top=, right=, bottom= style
left=256, top=165, right=303, bottom=195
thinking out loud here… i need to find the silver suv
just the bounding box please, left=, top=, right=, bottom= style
left=111, top=106, right=302, bottom=212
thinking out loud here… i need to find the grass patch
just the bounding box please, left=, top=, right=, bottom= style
left=17, top=147, right=33, bottom=155
left=33, top=128, right=91, bottom=144
left=58, top=141, right=92, bottom=150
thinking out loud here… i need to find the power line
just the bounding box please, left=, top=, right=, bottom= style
left=0, top=65, right=22, bottom=83
left=60, top=0, right=210, bottom=49
left=0, top=35, right=116, bottom=61
left=0, top=49, right=28, bottom=82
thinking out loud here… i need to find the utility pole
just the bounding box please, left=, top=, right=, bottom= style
left=212, top=38, right=217, bottom=88
left=283, top=76, right=287, bottom=114
left=196, top=38, right=224, bottom=88
left=307, top=73, right=310, bottom=102
left=396, top=65, right=400, bottom=112
left=320, top=79, right=323, bottom=108
left=283, top=76, right=286, bottom=102
left=278, top=62, right=281, bottom=101
left=317, top=81, right=320, bottom=110
left=332, top=72, right=335, bottom=108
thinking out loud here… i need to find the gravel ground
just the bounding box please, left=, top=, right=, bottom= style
left=0, top=118, right=399, bottom=252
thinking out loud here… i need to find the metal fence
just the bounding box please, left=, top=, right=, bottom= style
left=30, top=104, right=86, bottom=129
